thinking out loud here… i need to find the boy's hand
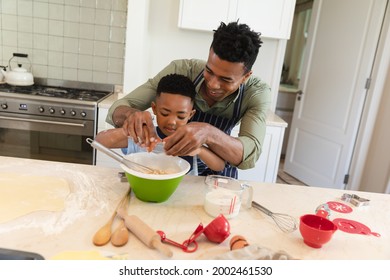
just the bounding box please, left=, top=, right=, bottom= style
left=146, top=138, right=163, bottom=153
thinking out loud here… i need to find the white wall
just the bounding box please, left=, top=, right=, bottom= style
left=124, top=0, right=284, bottom=110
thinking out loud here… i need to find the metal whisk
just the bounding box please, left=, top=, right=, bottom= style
left=252, top=201, right=297, bottom=233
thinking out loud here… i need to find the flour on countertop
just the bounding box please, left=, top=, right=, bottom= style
left=0, top=161, right=125, bottom=235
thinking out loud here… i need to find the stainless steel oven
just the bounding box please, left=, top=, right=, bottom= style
left=0, top=79, right=113, bottom=165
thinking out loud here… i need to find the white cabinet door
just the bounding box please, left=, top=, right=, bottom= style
left=178, top=0, right=232, bottom=32
left=232, top=124, right=285, bottom=183
left=178, top=0, right=296, bottom=39
left=236, top=0, right=296, bottom=39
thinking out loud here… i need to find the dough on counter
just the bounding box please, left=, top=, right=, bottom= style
left=0, top=172, right=70, bottom=223
left=50, top=250, right=110, bottom=260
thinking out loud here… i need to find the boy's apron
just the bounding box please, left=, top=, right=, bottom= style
left=191, top=71, right=244, bottom=178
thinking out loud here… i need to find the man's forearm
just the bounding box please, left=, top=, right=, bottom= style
left=206, top=126, right=243, bottom=166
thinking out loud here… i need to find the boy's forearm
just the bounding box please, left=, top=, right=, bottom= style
left=95, top=128, right=128, bottom=148
left=205, top=126, right=244, bottom=166
left=198, top=147, right=226, bottom=171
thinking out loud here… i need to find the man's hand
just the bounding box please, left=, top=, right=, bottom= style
left=121, top=110, right=157, bottom=147
left=163, top=121, right=243, bottom=166
left=163, top=122, right=210, bottom=156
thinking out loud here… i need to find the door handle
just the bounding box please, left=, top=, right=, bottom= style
left=297, top=90, right=303, bottom=101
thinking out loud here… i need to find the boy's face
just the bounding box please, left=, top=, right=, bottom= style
left=151, top=92, right=195, bottom=136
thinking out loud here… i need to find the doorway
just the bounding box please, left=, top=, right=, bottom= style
left=283, top=0, right=388, bottom=189
left=277, top=0, right=313, bottom=158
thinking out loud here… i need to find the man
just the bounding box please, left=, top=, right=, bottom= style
left=106, top=21, right=271, bottom=178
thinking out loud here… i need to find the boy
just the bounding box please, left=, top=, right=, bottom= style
left=95, top=74, right=225, bottom=175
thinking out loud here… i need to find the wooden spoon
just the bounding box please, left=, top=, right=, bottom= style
left=92, top=211, right=116, bottom=246
left=111, top=190, right=131, bottom=247
left=110, top=219, right=129, bottom=247
left=92, top=187, right=132, bottom=246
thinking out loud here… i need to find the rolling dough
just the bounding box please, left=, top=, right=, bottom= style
left=0, top=172, right=70, bottom=223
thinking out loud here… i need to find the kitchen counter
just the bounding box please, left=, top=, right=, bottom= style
left=98, top=92, right=119, bottom=109
left=1, top=156, right=389, bottom=260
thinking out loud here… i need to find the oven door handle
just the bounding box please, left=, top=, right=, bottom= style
left=0, top=115, right=86, bottom=127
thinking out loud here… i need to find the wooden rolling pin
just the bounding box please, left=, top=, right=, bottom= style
left=116, top=209, right=173, bottom=258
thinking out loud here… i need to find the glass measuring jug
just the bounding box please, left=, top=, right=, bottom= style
left=204, top=175, right=253, bottom=219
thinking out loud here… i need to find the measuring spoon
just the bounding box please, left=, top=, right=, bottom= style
left=157, top=230, right=198, bottom=253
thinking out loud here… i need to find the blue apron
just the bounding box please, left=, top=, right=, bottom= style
left=190, top=71, right=244, bottom=178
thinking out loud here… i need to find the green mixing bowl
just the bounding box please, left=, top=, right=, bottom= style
left=120, top=153, right=191, bottom=203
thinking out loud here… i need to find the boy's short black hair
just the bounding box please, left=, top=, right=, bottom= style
left=157, top=74, right=196, bottom=101
left=211, top=21, right=262, bottom=73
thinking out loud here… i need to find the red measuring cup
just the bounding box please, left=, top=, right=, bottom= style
left=299, top=204, right=338, bottom=248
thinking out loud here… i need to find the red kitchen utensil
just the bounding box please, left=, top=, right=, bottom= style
left=326, top=201, right=353, bottom=214
left=299, top=204, right=338, bottom=248
left=156, top=230, right=198, bottom=253
left=184, top=214, right=231, bottom=246
left=333, top=218, right=380, bottom=237
left=203, top=214, right=231, bottom=243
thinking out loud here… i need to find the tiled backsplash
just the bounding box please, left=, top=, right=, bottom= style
left=0, top=0, right=127, bottom=85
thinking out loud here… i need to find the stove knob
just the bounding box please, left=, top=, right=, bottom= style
left=1, top=103, right=8, bottom=109
left=80, top=111, right=87, bottom=117
left=70, top=110, right=76, bottom=116
left=60, top=109, right=66, bottom=115
left=49, top=108, right=55, bottom=114
left=39, top=106, right=44, bottom=113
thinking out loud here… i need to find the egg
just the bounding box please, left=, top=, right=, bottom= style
left=229, top=235, right=249, bottom=250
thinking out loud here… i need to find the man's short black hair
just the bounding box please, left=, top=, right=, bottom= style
left=157, top=74, right=196, bottom=101
left=211, top=21, right=262, bottom=73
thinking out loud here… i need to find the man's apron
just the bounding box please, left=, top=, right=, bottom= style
left=191, top=71, right=244, bottom=178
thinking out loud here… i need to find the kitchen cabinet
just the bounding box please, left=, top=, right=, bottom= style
left=178, top=0, right=296, bottom=39
left=232, top=112, right=286, bottom=183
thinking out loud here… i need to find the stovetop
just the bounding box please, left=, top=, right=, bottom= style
left=0, top=83, right=111, bottom=102
left=0, top=79, right=114, bottom=121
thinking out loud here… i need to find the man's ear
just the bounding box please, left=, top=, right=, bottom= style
left=241, top=70, right=252, bottom=84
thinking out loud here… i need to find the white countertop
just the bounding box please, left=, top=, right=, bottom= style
left=98, top=92, right=119, bottom=109
left=0, top=156, right=389, bottom=260
left=279, top=84, right=300, bottom=94
left=265, top=110, right=288, bottom=127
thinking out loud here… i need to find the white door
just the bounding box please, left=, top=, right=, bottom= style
left=284, top=0, right=387, bottom=189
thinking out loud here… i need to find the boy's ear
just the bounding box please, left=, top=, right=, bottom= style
left=189, top=109, right=196, bottom=119
left=151, top=101, right=157, bottom=114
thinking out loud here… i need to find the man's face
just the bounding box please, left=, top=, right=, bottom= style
left=151, top=92, right=195, bottom=136
left=203, top=48, right=252, bottom=106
